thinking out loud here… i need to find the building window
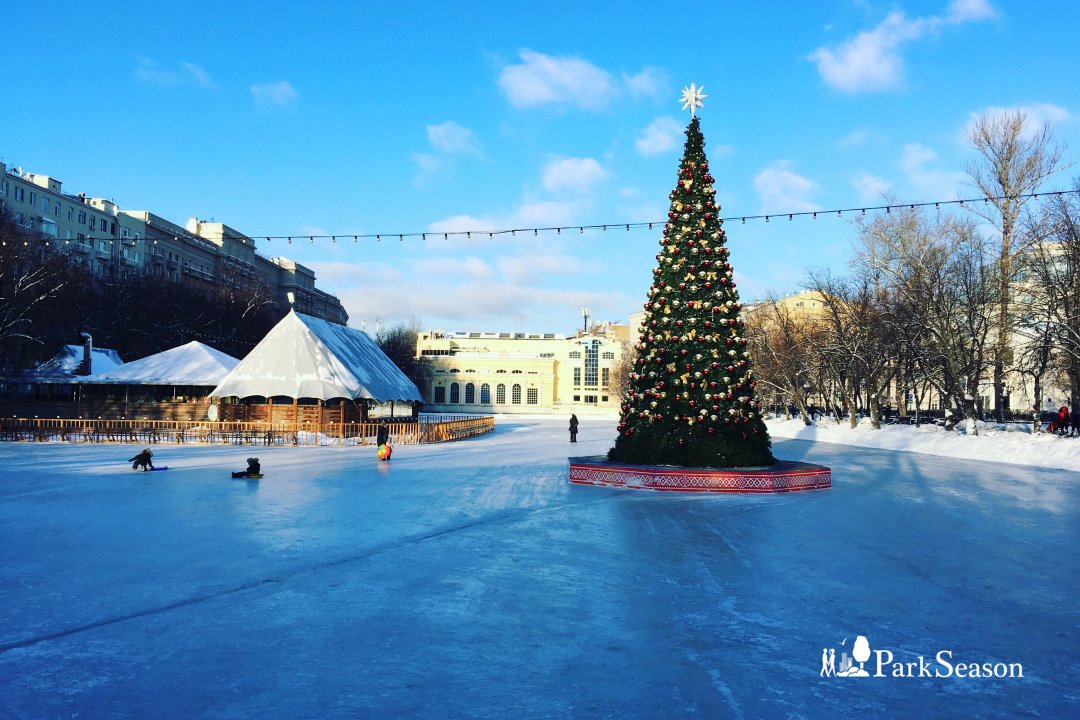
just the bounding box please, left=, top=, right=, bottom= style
left=496, top=384, right=506, bottom=404
left=449, top=382, right=460, bottom=404
left=54, top=203, right=60, bottom=217
left=511, top=369, right=523, bottom=374
left=78, top=211, right=86, bottom=225
left=90, top=217, right=97, bottom=231
left=569, top=351, right=582, bottom=359
left=585, top=340, right=600, bottom=386
left=512, top=384, right=522, bottom=404
left=464, top=383, right=475, bottom=404
left=29, top=191, right=36, bottom=206
left=526, top=388, right=538, bottom=405
left=602, top=351, right=614, bottom=360
left=480, top=383, right=491, bottom=404
left=602, top=368, right=610, bottom=388
left=67, top=207, right=73, bottom=220
left=0, top=180, right=7, bottom=195
left=14, top=187, right=24, bottom=201
left=573, top=367, right=581, bottom=386
left=496, top=369, right=507, bottom=374
left=433, top=386, right=446, bottom=403
left=40, top=198, right=49, bottom=212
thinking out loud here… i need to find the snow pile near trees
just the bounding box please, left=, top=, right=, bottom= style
left=767, top=416, right=1080, bottom=472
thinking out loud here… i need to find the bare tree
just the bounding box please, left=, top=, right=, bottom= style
left=744, top=295, right=819, bottom=426
left=376, top=319, right=434, bottom=395
left=966, top=109, right=1067, bottom=421
left=0, top=210, right=80, bottom=370
left=1019, top=182, right=1080, bottom=426
left=857, top=207, right=996, bottom=432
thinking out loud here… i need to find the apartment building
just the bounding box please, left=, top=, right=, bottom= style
left=416, top=323, right=631, bottom=414
left=0, top=161, right=347, bottom=324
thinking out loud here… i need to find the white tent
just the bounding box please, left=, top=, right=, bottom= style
left=209, top=311, right=423, bottom=402
left=84, top=341, right=239, bottom=386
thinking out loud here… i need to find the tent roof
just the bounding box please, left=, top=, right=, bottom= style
left=209, top=311, right=423, bottom=402
left=83, top=341, right=240, bottom=386
left=16, top=345, right=123, bottom=382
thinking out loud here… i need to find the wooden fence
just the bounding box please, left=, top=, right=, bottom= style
left=0, top=415, right=494, bottom=447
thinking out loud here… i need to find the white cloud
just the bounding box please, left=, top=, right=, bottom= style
left=181, top=62, right=217, bottom=89
left=622, top=67, right=666, bottom=99
left=413, top=256, right=493, bottom=280
left=837, top=128, right=872, bottom=149
left=498, top=49, right=617, bottom=110
left=251, top=80, right=298, bottom=107
left=853, top=173, right=893, bottom=203
left=511, top=200, right=581, bottom=228
left=635, top=116, right=684, bottom=156
left=900, top=142, right=967, bottom=198
left=427, top=121, right=481, bottom=156
left=754, top=162, right=820, bottom=213
left=135, top=56, right=217, bottom=89
left=946, top=0, right=997, bottom=22
left=541, top=157, right=606, bottom=194
left=411, top=152, right=444, bottom=184
left=427, top=214, right=499, bottom=236
left=808, top=2, right=996, bottom=94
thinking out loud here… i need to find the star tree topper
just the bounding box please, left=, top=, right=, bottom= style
left=680, top=83, right=707, bottom=117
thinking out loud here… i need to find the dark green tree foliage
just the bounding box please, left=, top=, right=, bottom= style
left=376, top=321, right=433, bottom=395
left=609, top=117, right=775, bottom=468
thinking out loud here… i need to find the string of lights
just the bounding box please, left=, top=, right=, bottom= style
left=246, top=188, right=1080, bottom=244
left=21, top=187, right=1080, bottom=248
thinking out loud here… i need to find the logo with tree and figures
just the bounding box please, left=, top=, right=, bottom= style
left=820, top=635, right=872, bottom=677
left=819, top=634, right=1024, bottom=679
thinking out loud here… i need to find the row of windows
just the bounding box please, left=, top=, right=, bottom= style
left=432, top=382, right=539, bottom=405
left=2, top=182, right=119, bottom=233
left=436, top=368, right=532, bottom=374
left=572, top=367, right=611, bottom=388
left=568, top=350, right=616, bottom=360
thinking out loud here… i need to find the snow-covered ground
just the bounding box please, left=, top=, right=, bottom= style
left=0, top=416, right=1076, bottom=719
left=767, top=415, right=1080, bottom=472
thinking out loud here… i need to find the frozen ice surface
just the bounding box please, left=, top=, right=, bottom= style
left=0, top=416, right=1076, bottom=719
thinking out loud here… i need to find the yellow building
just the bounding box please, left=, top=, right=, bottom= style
left=416, top=323, right=631, bottom=414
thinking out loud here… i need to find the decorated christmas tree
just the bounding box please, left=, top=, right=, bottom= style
left=609, top=86, right=775, bottom=468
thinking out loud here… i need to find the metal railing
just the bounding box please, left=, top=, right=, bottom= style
left=0, top=415, right=495, bottom=446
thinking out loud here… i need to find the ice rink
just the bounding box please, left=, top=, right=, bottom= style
left=1, top=416, right=1076, bottom=719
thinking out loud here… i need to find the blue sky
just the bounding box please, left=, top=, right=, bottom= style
left=4, top=1, right=1078, bottom=335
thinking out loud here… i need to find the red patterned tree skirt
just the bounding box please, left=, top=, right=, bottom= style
left=568, top=456, right=831, bottom=493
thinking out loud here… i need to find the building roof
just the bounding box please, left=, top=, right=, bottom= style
left=17, top=345, right=123, bottom=382
left=209, top=311, right=422, bottom=402
left=83, top=341, right=239, bottom=386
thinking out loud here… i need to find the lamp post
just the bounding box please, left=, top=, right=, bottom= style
left=581, top=306, right=590, bottom=335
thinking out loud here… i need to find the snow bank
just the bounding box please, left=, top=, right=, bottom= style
left=766, top=416, right=1080, bottom=472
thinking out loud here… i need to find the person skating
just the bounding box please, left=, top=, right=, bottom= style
left=129, top=448, right=154, bottom=471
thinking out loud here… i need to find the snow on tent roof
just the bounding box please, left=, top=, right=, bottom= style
left=83, top=341, right=239, bottom=386
left=19, top=345, right=123, bottom=382
left=209, top=310, right=423, bottom=402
